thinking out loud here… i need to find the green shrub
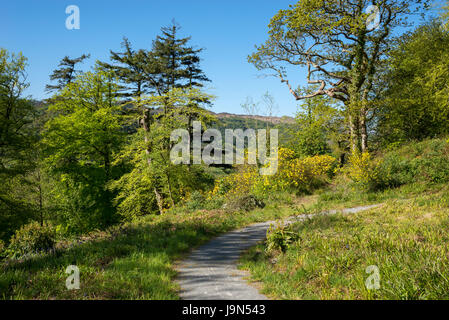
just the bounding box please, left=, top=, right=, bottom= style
left=345, top=152, right=382, bottom=191
left=7, top=222, right=56, bottom=258
left=376, top=138, right=449, bottom=188
left=0, top=239, right=5, bottom=260
left=412, top=139, right=449, bottom=183
left=225, top=194, right=265, bottom=212
left=186, top=191, right=206, bottom=210
left=203, top=197, right=225, bottom=210
left=375, top=153, right=415, bottom=189
left=265, top=222, right=299, bottom=254
left=346, top=138, right=449, bottom=191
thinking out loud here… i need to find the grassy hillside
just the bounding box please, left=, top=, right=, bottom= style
left=0, top=195, right=303, bottom=299
left=3, top=138, right=448, bottom=300
left=212, top=112, right=296, bottom=147
left=238, top=138, right=449, bottom=299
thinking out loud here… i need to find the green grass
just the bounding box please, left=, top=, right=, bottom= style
left=238, top=183, right=449, bottom=300
left=0, top=194, right=304, bottom=300
left=4, top=138, right=448, bottom=300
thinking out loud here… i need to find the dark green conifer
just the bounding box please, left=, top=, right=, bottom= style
left=45, top=54, right=90, bottom=92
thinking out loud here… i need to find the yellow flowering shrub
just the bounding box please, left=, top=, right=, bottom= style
left=208, top=148, right=338, bottom=199
left=207, top=165, right=259, bottom=199
left=345, top=152, right=380, bottom=189
left=265, top=150, right=338, bottom=193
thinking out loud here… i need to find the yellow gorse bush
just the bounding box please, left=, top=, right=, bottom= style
left=268, top=151, right=337, bottom=192
left=207, top=164, right=259, bottom=199
left=345, top=152, right=380, bottom=188
left=208, top=148, right=338, bottom=199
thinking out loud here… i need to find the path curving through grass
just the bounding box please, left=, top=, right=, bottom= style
left=176, top=204, right=382, bottom=300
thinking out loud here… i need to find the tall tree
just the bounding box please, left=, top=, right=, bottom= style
left=98, top=38, right=152, bottom=99
left=45, top=54, right=90, bottom=93
left=42, top=69, right=125, bottom=232
left=99, top=24, right=210, bottom=100
left=249, top=0, right=430, bottom=153
left=0, top=49, right=36, bottom=240
left=151, top=22, right=210, bottom=94
left=150, top=22, right=212, bottom=170
left=289, top=89, right=342, bottom=157
left=376, top=20, right=449, bottom=145
left=105, top=23, right=213, bottom=215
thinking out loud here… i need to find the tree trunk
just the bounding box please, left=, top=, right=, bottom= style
left=348, top=114, right=359, bottom=154
left=360, top=109, right=368, bottom=153
left=165, top=171, right=175, bottom=208
left=37, top=170, right=43, bottom=226
left=359, top=87, right=370, bottom=153
left=153, top=188, right=164, bottom=215
left=143, top=108, right=165, bottom=215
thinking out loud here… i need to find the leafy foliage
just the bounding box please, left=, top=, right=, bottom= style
left=42, top=70, right=126, bottom=232
left=249, top=0, right=430, bottom=153
left=266, top=149, right=338, bottom=194
left=289, top=93, right=343, bottom=158
left=225, top=195, right=266, bottom=212
left=346, top=138, right=449, bottom=191
left=185, top=191, right=206, bottom=210
left=7, top=221, right=56, bottom=258
left=110, top=87, right=215, bottom=219
left=0, top=240, right=5, bottom=260
left=0, top=49, right=38, bottom=241
left=345, top=152, right=380, bottom=190
left=45, top=54, right=90, bottom=93
left=208, top=148, right=338, bottom=200
left=377, top=21, right=449, bottom=145
left=265, top=222, right=299, bottom=254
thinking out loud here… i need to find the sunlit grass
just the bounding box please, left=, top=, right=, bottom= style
left=0, top=195, right=302, bottom=300
left=238, top=183, right=449, bottom=300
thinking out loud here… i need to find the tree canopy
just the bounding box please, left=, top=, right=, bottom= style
left=249, top=0, right=430, bottom=153
left=45, top=54, right=90, bottom=93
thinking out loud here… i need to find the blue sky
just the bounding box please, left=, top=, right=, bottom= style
left=1, top=0, right=442, bottom=116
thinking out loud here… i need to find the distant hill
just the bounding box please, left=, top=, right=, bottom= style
left=209, top=111, right=296, bottom=147
left=213, top=112, right=295, bottom=125
left=34, top=99, right=296, bottom=132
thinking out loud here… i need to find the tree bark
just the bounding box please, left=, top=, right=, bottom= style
left=165, top=171, right=175, bottom=208
left=37, top=170, right=43, bottom=226
left=349, top=113, right=358, bottom=154
left=360, top=108, right=368, bottom=153
left=153, top=188, right=164, bottom=214
left=143, top=108, right=164, bottom=215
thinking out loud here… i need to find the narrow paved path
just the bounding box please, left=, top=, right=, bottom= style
left=177, top=204, right=381, bottom=300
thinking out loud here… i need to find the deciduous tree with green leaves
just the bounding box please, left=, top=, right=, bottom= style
left=42, top=69, right=125, bottom=232
left=289, top=89, right=343, bottom=158
left=249, top=0, right=430, bottom=153
left=0, top=49, right=37, bottom=241
left=376, top=20, right=449, bottom=145
left=110, top=87, right=215, bottom=219
left=103, top=23, right=213, bottom=215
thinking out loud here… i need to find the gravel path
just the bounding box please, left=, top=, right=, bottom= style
left=176, top=204, right=381, bottom=300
